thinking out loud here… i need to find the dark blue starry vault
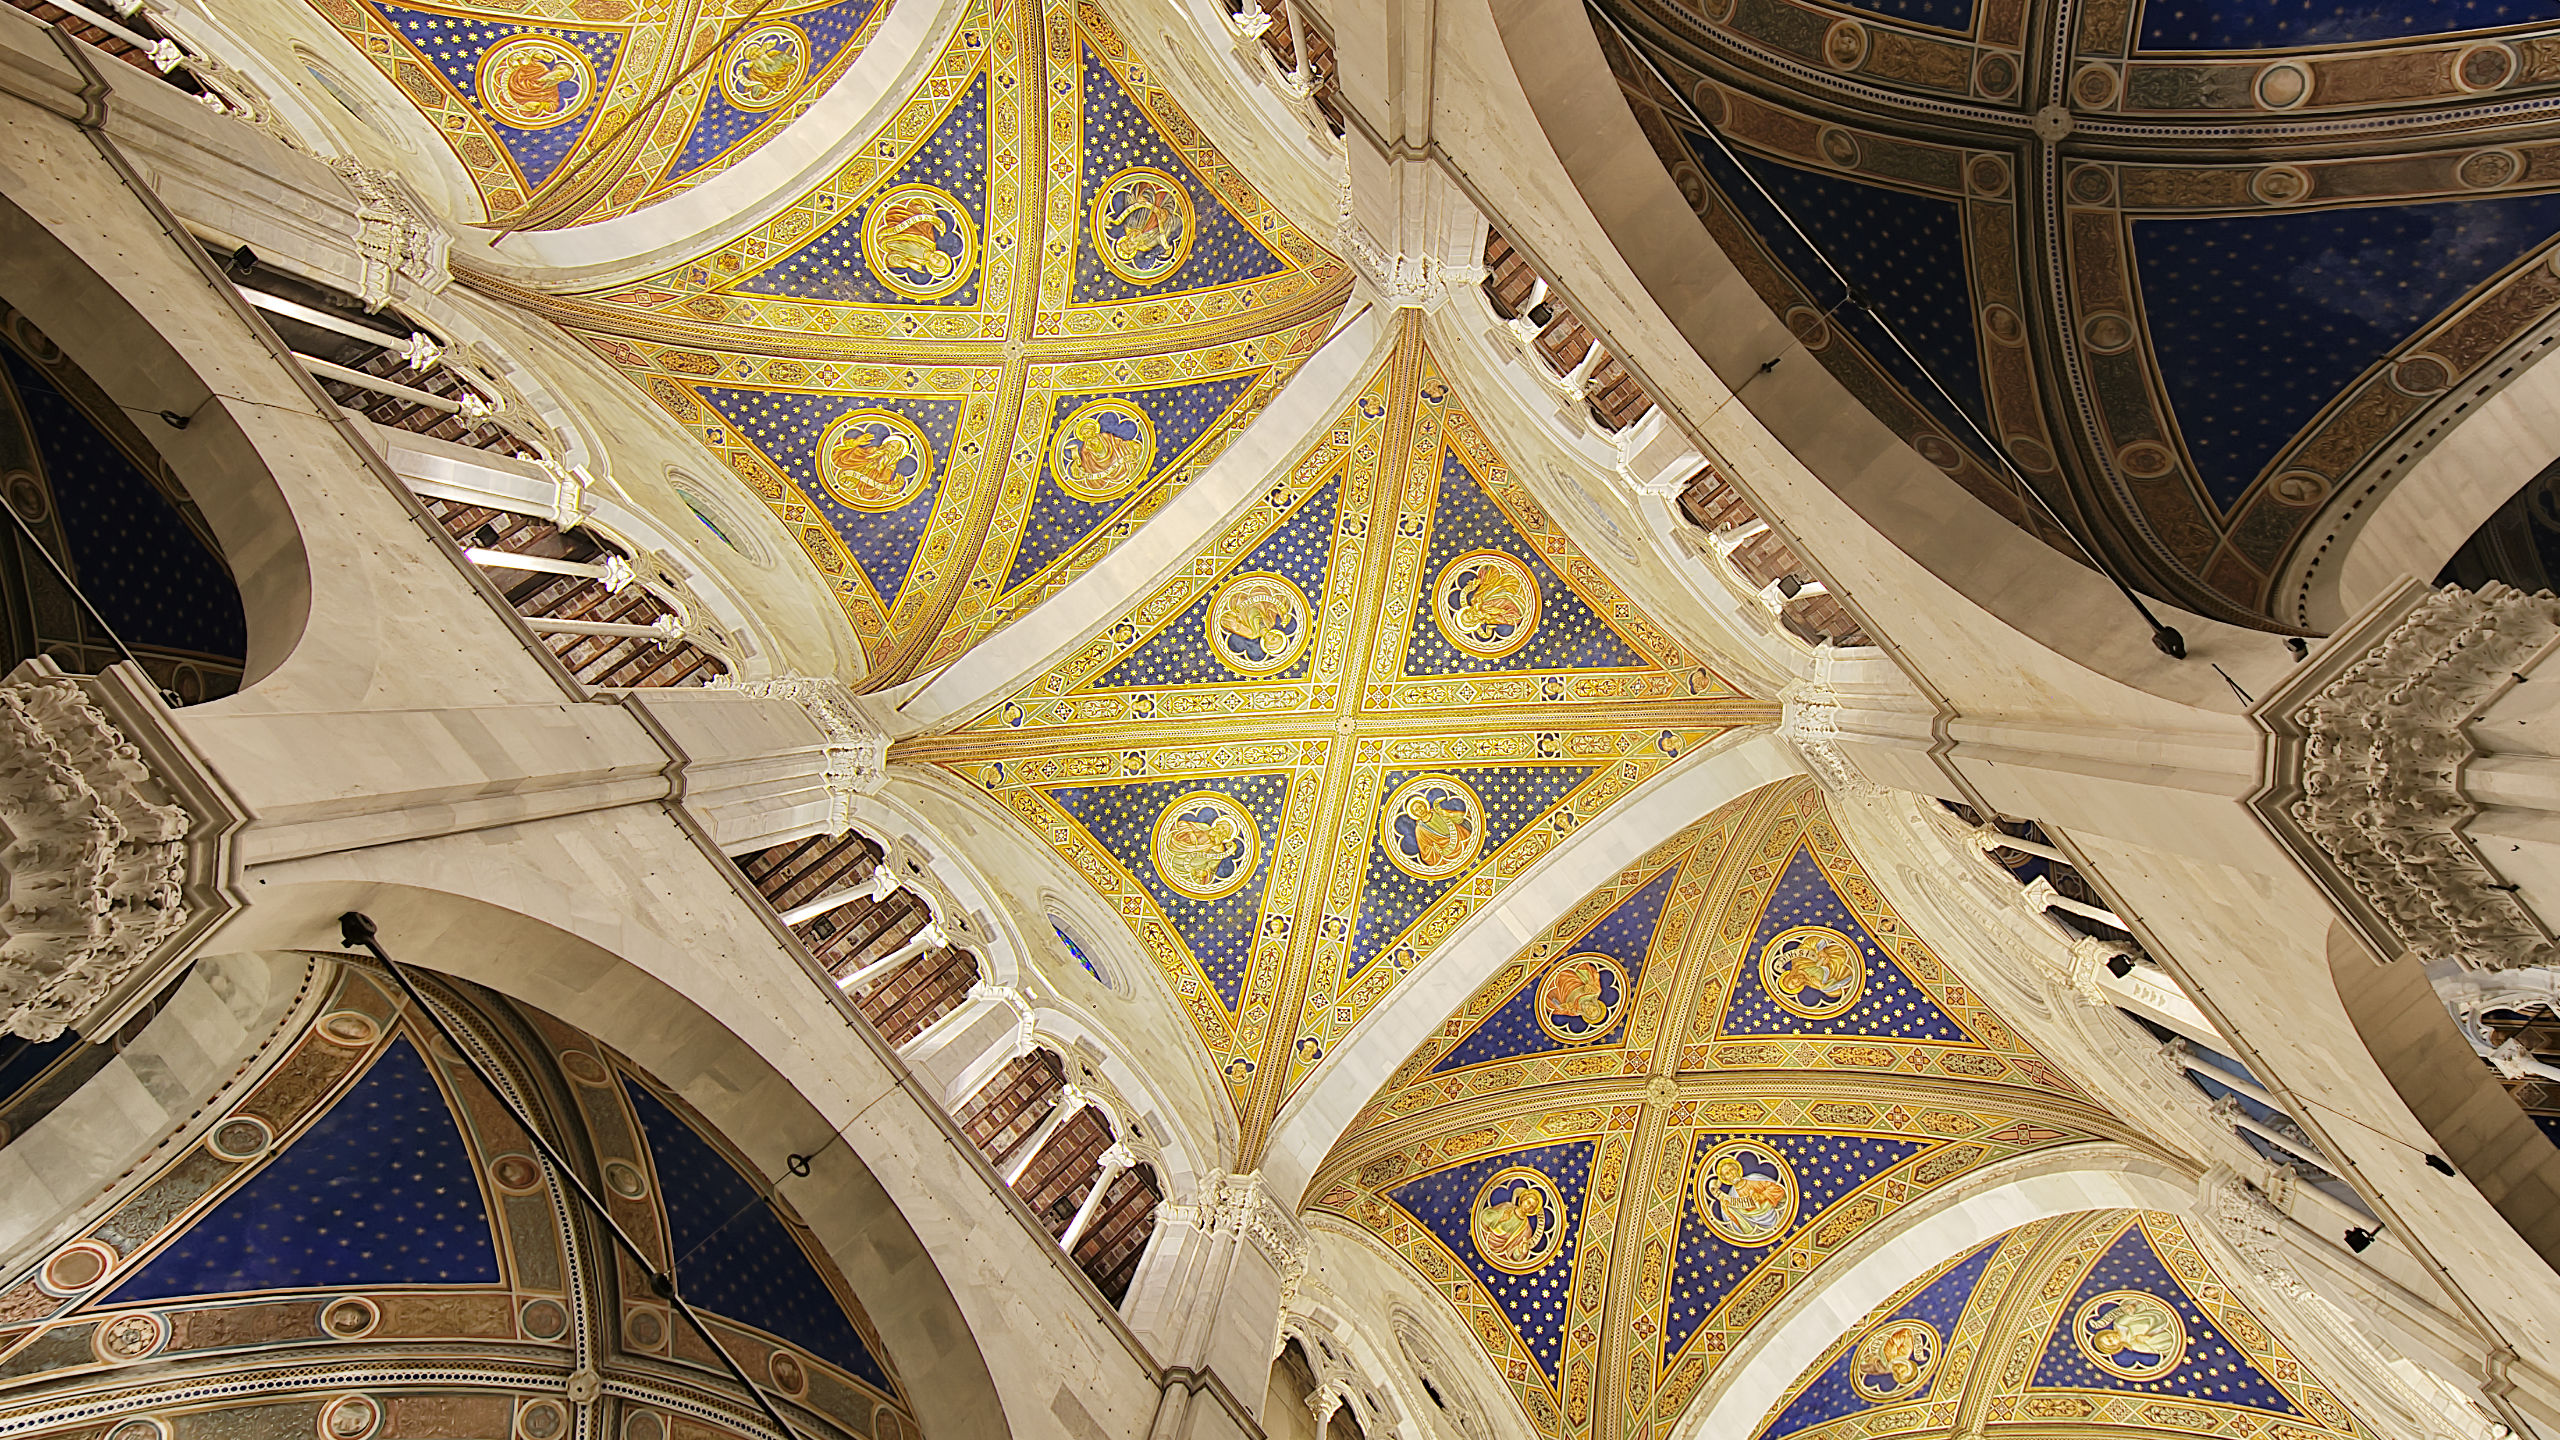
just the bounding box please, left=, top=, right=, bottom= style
left=1386, top=1141, right=1595, bottom=1385
left=1047, top=770, right=1295, bottom=1009
left=1660, top=1131, right=1927, bottom=1360
left=693, top=387, right=968, bottom=603
left=737, top=71, right=990, bottom=309
left=109, top=1037, right=499, bottom=1301
left=623, top=1079, right=894, bottom=1391
left=1072, top=49, right=1287, bottom=304
left=1758, top=1239, right=1999, bottom=1439
left=2030, top=1217, right=2302, bottom=1412
left=1403, top=453, right=1649, bottom=677
left=1003, top=373, right=1261, bottom=592
left=2135, top=193, right=2560, bottom=509
left=1093, top=474, right=1341, bottom=690
left=1432, top=866, right=1681, bottom=1071
left=1719, top=844, right=1967, bottom=1043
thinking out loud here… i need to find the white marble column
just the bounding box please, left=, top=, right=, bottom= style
left=1124, top=1171, right=1307, bottom=1436
left=1059, top=1142, right=1137, bottom=1250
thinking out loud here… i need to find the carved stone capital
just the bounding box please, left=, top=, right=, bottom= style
left=1777, top=676, right=1875, bottom=799
left=2259, top=581, right=2560, bottom=972
left=327, top=160, right=451, bottom=312
left=704, top=675, right=889, bottom=831
left=0, top=661, right=243, bottom=1040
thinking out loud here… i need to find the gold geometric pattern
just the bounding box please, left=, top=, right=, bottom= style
left=1751, top=1211, right=2374, bottom=1440
left=899, top=317, right=1769, bottom=1154
left=485, top=0, right=1350, bottom=686
left=1312, top=779, right=2131, bottom=1440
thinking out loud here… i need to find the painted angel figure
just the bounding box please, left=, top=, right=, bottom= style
left=497, top=51, right=581, bottom=119
left=1474, top=1181, right=1553, bottom=1268
left=827, top=422, right=915, bottom=506
left=2085, top=1294, right=2180, bottom=1364
left=871, top=193, right=957, bottom=282
left=1106, top=177, right=1184, bottom=271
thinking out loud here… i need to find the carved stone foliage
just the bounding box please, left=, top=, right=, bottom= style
left=0, top=666, right=194, bottom=1040
left=706, top=674, right=890, bottom=834
left=326, top=160, right=451, bottom=313
left=2277, top=582, right=2560, bottom=971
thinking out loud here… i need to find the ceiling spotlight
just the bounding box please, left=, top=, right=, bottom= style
left=2344, top=1226, right=2379, bottom=1253
left=2105, top=955, right=2134, bottom=978
left=2425, top=1153, right=2456, bottom=1176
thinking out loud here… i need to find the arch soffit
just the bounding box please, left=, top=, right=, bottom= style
left=0, top=181, right=313, bottom=691
left=191, top=876, right=1025, bottom=1439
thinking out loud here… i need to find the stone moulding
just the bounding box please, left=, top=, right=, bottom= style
left=0, top=659, right=246, bottom=1041
left=2250, top=578, right=2560, bottom=973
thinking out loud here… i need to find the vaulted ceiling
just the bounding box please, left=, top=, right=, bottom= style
left=1598, top=0, right=2560, bottom=629
left=1309, top=777, right=2128, bottom=1440
left=898, top=317, right=1774, bottom=1155
left=484, top=0, right=1352, bottom=684
left=1753, top=1208, right=2372, bottom=1440
left=309, top=0, right=897, bottom=228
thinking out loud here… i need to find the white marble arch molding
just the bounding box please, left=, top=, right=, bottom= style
left=0, top=173, right=314, bottom=689
left=1668, top=1144, right=2200, bottom=1440
left=0, top=952, right=318, bottom=1278
left=1261, top=727, right=1804, bottom=1205
left=197, top=876, right=1032, bottom=1440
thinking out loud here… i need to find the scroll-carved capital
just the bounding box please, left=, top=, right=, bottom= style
left=0, top=661, right=242, bottom=1041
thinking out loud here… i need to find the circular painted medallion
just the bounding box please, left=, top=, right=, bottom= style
left=1432, top=550, right=1541, bottom=659
left=1381, top=774, right=1484, bottom=880
left=1091, top=167, right=1194, bottom=285
left=860, top=184, right=977, bottom=301
left=1206, top=572, right=1311, bottom=676
left=2072, top=1289, right=2187, bottom=1380
left=1534, top=953, right=1627, bottom=1044
left=718, top=21, right=807, bottom=111
left=1691, top=1138, right=1798, bottom=1247
left=1151, top=791, right=1260, bottom=901
left=1758, top=925, right=1865, bottom=1019
left=1851, top=1318, right=1940, bottom=1403
left=475, top=36, right=594, bottom=130
left=1050, top=399, right=1156, bottom=503
left=817, top=409, right=932, bottom=512
left=1469, top=1166, right=1566, bottom=1273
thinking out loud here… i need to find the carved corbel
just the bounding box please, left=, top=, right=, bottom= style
left=704, top=675, right=890, bottom=833
left=0, top=661, right=244, bottom=1040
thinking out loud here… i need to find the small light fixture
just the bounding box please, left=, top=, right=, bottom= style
left=2425, top=1153, right=2456, bottom=1176
left=2344, top=1225, right=2381, bottom=1253
left=226, top=244, right=258, bottom=277
left=2105, top=955, right=2135, bottom=979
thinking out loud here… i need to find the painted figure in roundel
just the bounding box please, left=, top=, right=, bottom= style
left=1758, top=925, right=1865, bottom=1019
left=860, top=185, right=977, bottom=301
left=1469, top=1167, right=1564, bottom=1273
left=816, top=410, right=931, bottom=512
left=1051, top=400, right=1157, bottom=503
left=1207, top=573, right=1310, bottom=676
left=1091, top=167, right=1194, bottom=284
left=1151, top=791, right=1259, bottom=901
left=1692, top=1139, right=1797, bottom=1246
left=476, top=36, right=593, bottom=130
left=1433, top=550, right=1541, bottom=658
left=719, top=22, right=807, bottom=111
left=2073, top=1290, right=2186, bottom=1380
left=1534, top=953, right=1626, bottom=1044
left=1381, top=774, right=1483, bottom=880
left=1851, top=1318, right=1939, bottom=1402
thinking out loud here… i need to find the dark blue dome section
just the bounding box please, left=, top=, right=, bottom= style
left=2, top=346, right=245, bottom=664
left=1839, top=0, right=1972, bottom=31
left=623, top=1079, right=894, bottom=1392
left=110, top=1038, right=498, bottom=1300
left=2135, top=193, right=2560, bottom=508
left=2138, top=0, right=2531, bottom=51
left=1679, top=136, right=1987, bottom=444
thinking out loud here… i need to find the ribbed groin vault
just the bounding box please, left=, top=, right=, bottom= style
left=0, top=0, right=2556, bottom=1435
